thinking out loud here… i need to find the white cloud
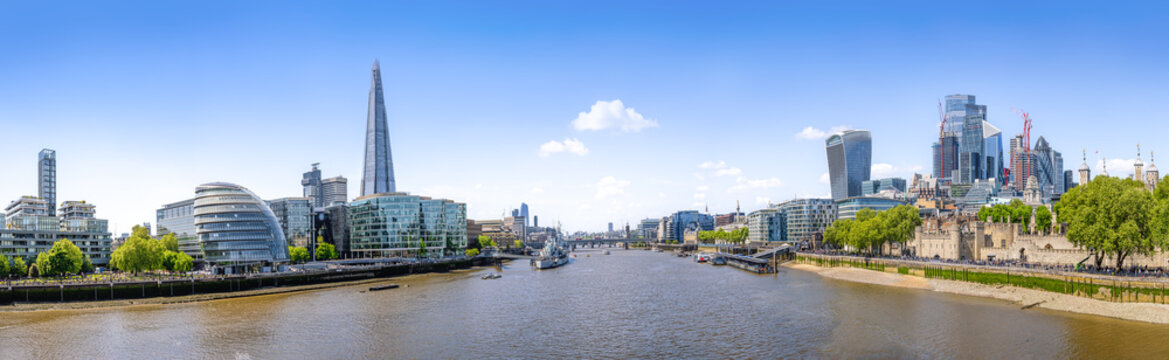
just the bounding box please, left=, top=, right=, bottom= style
left=795, top=125, right=852, bottom=140
left=818, top=172, right=831, bottom=184
left=699, top=160, right=727, bottom=169
left=1097, top=158, right=1137, bottom=176
left=693, top=193, right=707, bottom=200
left=531, top=187, right=545, bottom=194
left=696, top=185, right=710, bottom=192
left=538, top=138, right=589, bottom=158
left=714, top=167, right=743, bottom=177
left=755, top=196, right=771, bottom=205
left=594, top=176, right=631, bottom=199
left=658, top=193, right=667, bottom=198
left=571, top=100, right=658, bottom=132
left=693, top=172, right=705, bottom=180
left=871, top=163, right=924, bottom=179
left=692, top=202, right=706, bottom=208
left=728, top=176, right=783, bottom=193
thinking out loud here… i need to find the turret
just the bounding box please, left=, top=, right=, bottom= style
left=1147, top=151, right=1159, bottom=192
left=1135, top=144, right=1144, bottom=182
left=1078, top=149, right=1091, bottom=186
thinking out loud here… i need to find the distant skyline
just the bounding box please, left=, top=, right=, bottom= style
left=1, top=1, right=1167, bottom=232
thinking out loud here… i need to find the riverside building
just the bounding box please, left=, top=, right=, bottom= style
left=347, top=192, right=467, bottom=258
left=0, top=197, right=112, bottom=266
left=157, top=198, right=201, bottom=261
left=825, top=130, right=872, bottom=200
left=193, top=182, right=290, bottom=273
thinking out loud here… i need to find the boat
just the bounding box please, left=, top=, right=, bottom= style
left=695, top=253, right=711, bottom=263
left=369, top=283, right=400, bottom=291
left=481, top=273, right=502, bottom=280
left=712, top=256, right=727, bottom=265
left=603, top=250, right=611, bottom=255
left=531, top=234, right=570, bottom=270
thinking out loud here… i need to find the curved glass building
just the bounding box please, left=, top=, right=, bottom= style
left=193, top=182, right=290, bottom=272
left=349, top=192, right=466, bottom=258
left=825, top=130, right=872, bottom=201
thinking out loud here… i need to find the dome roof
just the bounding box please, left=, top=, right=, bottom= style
left=1079, top=162, right=1090, bottom=171
left=1148, top=163, right=1158, bottom=173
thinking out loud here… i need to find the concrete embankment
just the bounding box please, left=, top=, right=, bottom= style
left=1, top=257, right=503, bottom=311
left=785, top=263, right=1169, bottom=324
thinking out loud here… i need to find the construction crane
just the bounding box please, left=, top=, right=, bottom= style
left=938, top=100, right=946, bottom=181
left=1012, top=108, right=1033, bottom=190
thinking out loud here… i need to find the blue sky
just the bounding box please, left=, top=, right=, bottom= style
left=1, top=1, right=1167, bottom=232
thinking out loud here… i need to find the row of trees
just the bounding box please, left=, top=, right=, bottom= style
left=975, top=199, right=1054, bottom=234
left=824, top=205, right=922, bottom=255
left=1059, top=176, right=1169, bottom=270
left=697, top=228, right=749, bottom=244
left=110, top=225, right=193, bottom=274
left=288, top=238, right=340, bottom=263
left=0, top=238, right=97, bottom=278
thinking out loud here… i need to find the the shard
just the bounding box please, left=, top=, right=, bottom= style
left=362, top=60, right=396, bottom=196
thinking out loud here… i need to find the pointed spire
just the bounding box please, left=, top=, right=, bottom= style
left=362, top=58, right=397, bottom=196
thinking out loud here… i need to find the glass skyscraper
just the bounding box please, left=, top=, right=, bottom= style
left=362, top=60, right=397, bottom=196
left=38, top=149, right=56, bottom=216
left=825, top=130, right=872, bottom=201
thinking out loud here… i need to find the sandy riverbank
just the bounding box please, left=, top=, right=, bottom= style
left=786, top=263, right=1169, bottom=324
left=1, top=267, right=487, bottom=313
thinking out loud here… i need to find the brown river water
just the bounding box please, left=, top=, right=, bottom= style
left=2, top=249, right=1169, bottom=359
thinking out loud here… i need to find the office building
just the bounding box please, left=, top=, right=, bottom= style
left=834, top=196, right=908, bottom=220
left=38, top=149, right=56, bottom=216
left=932, top=134, right=960, bottom=181
left=663, top=210, right=714, bottom=243
left=362, top=60, right=397, bottom=196
left=747, top=208, right=785, bottom=243
left=637, top=218, right=660, bottom=239
left=1030, top=137, right=1064, bottom=197
left=349, top=193, right=466, bottom=258
left=322, top=176, right=348, bottom=206
left=520, top=203, right=530, bottom=227
left=773, top=198, right=835, bottom=246
left=157, top=198, right=200, bottom=260
left=302, top=163, right=323, bottom=208
left=193, top=182, right=290, bottom=273
left=315, top=203, right=350, bottom=258
left=959, top=105, right=987, bottom=184
left=861, top=178, right=907, bottom=196
left=983, top=121, right=1004, bottom=183
left=1, top=199, right=112, bottom=266
left=825, top=130, right=872, bottom=200
left=267, top=197, right=313, bottom=248
left=608, top=222, right=614, bottom=233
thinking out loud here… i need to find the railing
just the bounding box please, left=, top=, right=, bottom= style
left=794, top=253, right=1169, bottom=304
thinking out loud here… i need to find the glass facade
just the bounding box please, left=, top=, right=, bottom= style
left=268, top=198, right=313, bottom=248
left=1031, top=137, right=1064, bottom=196
left=932, top=135, right=960, bottom=181
left=664, top=210, right=714, bottom=242
left=747, top=209, right=784, bottom=243
left=983, top=121, right=1004, bottom=183
left=861, top=178, right=907, bottom=196
left=193, top=183, right=290, bottom=269
left=362, top=60, right=397, bottom=196
left=774, top=198, right=835, bottom=244
left=825, top=130, right=872, bottom=201
left=834, top=197, right=908, bottom=220
left=38, top=149, right=56, bottom=216
left=157, top=198, right=201, bottom=260
left=348, top=193, right=466, bottom=258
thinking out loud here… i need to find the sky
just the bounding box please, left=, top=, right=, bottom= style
left=1, top=1, right=1168, bottom=233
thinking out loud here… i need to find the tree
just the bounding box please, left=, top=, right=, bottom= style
left=160, top=233, right=179, bottom=252
left=513, top=240, right=524, bottom=249
left=288, top=246, right=310, bottom=263
left=111, top=231, right=164, bottom=274
left=416, top=239, right=428, bottom=257
left=477, top=235, right=497, bottom=249
left=465, top=248, right=480, bottom=257
left=316, top=242, right=339, bottom=261
left=12, top=257, right=28, bottom=278
left=0, top=253, right=9, bottom=277
left=172, top=252, right=194, bottom=272
left=36, top=239, right=85, bottom=276
left=1061, top=176, right=1162, bottom=269
left=81, top=255, right=94, bottom=273
left=161, top=251, right=180, bottom=271
left=1035, top=206, right=1053, bottom=234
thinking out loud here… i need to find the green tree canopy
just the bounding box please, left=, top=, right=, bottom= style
left=824, top=205, right=921, bottom=255
left=35, top=239, right=86, bottom=276
left=316, top=242, right=339, bottom=261
left=12, top=257, right=28, bottom=278
left=288, top=246, right=310, bottom=263
left=465, top=248, right=480, bottom=257
left=477, top=235, right=497, bottom=249
left=1035, top=206, right=1053, bottom=234
left=160, top=233, right=180, bottom=252
left=1060, top=176, right=1163, bottom=269
left=0, top=253, right=9, bottom=277
left=111, top=230, right=165, bottom=274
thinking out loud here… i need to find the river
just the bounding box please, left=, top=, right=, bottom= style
left=2, top=249, right=1169, bottom=359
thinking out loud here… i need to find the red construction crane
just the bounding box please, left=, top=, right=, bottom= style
left=1013, top=108, right=1033, bottom=189
left=938, top=100, right=946, bottom=181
